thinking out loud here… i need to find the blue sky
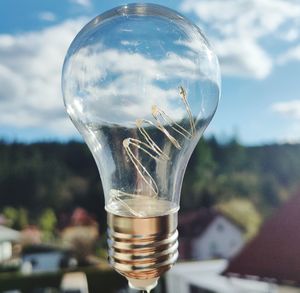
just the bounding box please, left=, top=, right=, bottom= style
left=0, top=0, right=300, bottom=145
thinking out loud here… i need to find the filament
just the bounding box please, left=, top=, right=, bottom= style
left=111, top=86, right=196, bottom=216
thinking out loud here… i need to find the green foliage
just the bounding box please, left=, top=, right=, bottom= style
left=181, top=139, right=217, bottom=209
left=2, top=206, right=28, bottom=230
left=0, top=139, right=300, bottom=232
left=2, top=207, right=18, bottom=226
left=38, top=208, right=57, bottom=241
left=18, top=208, right=29, bottom=230
left=0, top=141, right=104, bottom=225
left=39, top=209, right=57, bottom=231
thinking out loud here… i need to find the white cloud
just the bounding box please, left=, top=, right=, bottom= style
left=181, top=0, right=300, bottom=38
left=271, top=100, right=300, bottom=143
left=63, top=43, right=220, bottom=126
left=271, top=100, right=300, bottom=119
left=0, top=18, right=86, bottom=135
left=69, top=0, right=91, bottom=8
left=38, top=11, right=56, bottom=22
left=279, top=28, right=299, bottom=42
left=213, top=37, right=272, bottom=79
left=277, top=45, right=300, bottom=64
left=0, top=17, right=220, bottom=137
left=180, top=0, right=300, bottom=79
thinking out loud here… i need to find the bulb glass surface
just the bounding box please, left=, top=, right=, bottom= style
left=62, top=3, right=220, bottom=218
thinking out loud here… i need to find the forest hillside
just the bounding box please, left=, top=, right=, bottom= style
left=1, top=138, right=300, bottom=237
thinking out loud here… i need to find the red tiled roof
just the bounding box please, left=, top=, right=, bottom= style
left=71, top=208, right=97, bottom=226
left=224, top=192, right=300, bottom=284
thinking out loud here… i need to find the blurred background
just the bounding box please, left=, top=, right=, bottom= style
left=0, top=0, right=300, bottom=292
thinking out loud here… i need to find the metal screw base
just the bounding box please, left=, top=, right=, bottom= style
left=107, top=212, right=178, bottom=283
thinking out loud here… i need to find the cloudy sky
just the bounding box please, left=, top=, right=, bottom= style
left=0, top=0, right=300, bottom=145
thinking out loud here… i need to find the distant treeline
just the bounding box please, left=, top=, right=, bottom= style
left=1, top=138, right=300, bottom=227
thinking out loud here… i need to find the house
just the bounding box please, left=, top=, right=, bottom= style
left=178, top=209, right=245, bottom=260
left=70, top=207, right=98, bottom=226
left=61, top=207, right=99, bottom=265
left=21, top=244, right=77, bottom=274
left=0, top=225, right=20, bottom=263
left=166, top=193, right=300, bottom=293
left=165, top=260, right=297, bottom=293
left=224, top=191, right=300, bottom=290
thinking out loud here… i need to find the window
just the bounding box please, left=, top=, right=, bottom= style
left=217, top=223, right=224, bottom=232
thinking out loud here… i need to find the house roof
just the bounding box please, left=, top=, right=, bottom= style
left=22, top=244, right=70, bottom=254
left=70, top=208, right=97, bottom=226
left=224, top=192, right=300, bottom=285
left=178, top=209, right=217, bottom=238
left=0, top=225, right=20, bottom=242
left=178, top=209, right=244, bottom=238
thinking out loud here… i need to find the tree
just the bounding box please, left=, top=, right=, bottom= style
left=2, top=206, right=28, bottom=230
left=181, top=139, right=217, bottom=209
left=38, top=208, right=57, bottom=241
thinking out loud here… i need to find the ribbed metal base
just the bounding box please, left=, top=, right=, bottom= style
left=107, top=212, right=178, bottom=283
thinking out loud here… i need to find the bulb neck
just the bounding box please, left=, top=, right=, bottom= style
left=107, top=211, right=178, bottom=290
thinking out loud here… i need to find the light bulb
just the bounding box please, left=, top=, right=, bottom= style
left=62, top=3, right=220, bottom=291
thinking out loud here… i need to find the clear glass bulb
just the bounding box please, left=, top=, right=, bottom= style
left=62, top=3, right=220, bottom=291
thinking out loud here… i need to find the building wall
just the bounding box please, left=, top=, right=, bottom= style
left=191, top=216, right=244, bottom=260
left=0, top=241, right=12, bottom=262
